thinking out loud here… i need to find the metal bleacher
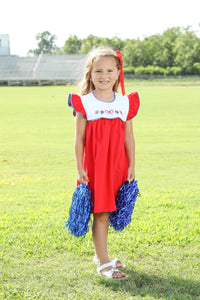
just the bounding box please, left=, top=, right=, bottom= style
left=0, top=54, right=87, bottom=86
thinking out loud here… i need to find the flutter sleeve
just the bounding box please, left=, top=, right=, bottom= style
left=127, top=92, right=140, bottom=120
left=68, top=93, right=87, bottom=119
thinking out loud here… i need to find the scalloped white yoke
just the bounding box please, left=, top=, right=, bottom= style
left=81, top=92, right=129, bottom=122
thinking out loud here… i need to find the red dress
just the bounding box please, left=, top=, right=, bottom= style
left=68, top=91, right=140, bottom=213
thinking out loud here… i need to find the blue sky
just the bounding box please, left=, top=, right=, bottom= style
left=1, top=0, right=200, bottom=56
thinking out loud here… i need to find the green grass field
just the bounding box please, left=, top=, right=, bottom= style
left=0, top=83, right=200, bottom=299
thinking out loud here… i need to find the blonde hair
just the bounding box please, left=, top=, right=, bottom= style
left=79, top=47, right=121, bottom=96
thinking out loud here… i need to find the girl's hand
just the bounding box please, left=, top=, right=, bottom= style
left=127, top=166, right=135, bottom=183
left=78, top=169, right=89, bottom=185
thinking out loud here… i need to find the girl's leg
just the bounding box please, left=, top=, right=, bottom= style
left=92, top=212, right=125, bottom=278
left=92, top=212, right=110, bottom=265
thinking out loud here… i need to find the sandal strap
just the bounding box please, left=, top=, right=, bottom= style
left=97, top=262, right=114, bottom=273
left=112, top=258, right=125, bottom=268
left=93, top=256, right=99, bottom=266
left=97, top=264, right=121, bottom=279
left=102, top=268, right=119, bottom=279
left=97, top=262, right=126, bottom=279
left=95, top=257, right=125, bottom=268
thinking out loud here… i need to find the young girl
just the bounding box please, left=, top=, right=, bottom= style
left=68, top=47, right=140, bottom=279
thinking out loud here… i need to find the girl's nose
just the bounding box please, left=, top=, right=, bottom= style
left=101, top=72, right=106, bottom=77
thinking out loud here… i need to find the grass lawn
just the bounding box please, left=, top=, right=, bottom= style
left=0, top=83, right=199, bottom=299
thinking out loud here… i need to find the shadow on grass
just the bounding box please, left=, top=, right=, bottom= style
left=99, top=269, right=200, bottom=299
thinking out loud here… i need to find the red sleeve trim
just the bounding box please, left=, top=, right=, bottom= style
left=127, top=92, right=140, bottom=120
left=68, top=93, right=87, bottom=119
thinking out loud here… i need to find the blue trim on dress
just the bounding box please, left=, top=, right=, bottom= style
left=87, top=117, right=126, bottom=123
left=75, top=111, right=87, bottom=119
left=92, top=91, right=116, bottom=103
left=68, top=93, right=72, bottom=107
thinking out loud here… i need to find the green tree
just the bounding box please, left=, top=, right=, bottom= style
left=143, top=34, right=163, bottom=66
left=123, top=39, right=149, bottom=67
left=174, top=27, right=200, bottom=74
left=109, top=36, right=124, bottom=51
left=28, top=31, right=58, bottom=55
left=79, top=35, right=109, bottom=53
left=123, top=26, right=200, bottom=74
left=79, top=35, right=124, bottom=54
left=28, top=27, right=200, bottom=75
left=161, top=27, right=181, bottom=68
left=63, top=35, right=82, bottom=54
left=79, top=35, right=96, bottom=53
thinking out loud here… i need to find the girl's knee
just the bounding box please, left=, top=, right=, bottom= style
left=93, top=212, right=109, bottom=223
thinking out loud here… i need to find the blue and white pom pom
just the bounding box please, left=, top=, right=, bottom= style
left=109, top=180, right=140, bottom=231
left=64, top=184, right=92, bottom=237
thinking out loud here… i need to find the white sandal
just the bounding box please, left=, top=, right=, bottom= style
left=97, top=262, right=126, bottom=279
left=93, top=256, right=125, bottom=268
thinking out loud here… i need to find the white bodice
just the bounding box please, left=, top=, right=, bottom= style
left=81, top=92, right=129, bottom=122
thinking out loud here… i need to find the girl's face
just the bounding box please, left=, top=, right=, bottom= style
left=90, top=57, right=120, bottom=93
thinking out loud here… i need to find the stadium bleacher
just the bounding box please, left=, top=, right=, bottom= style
left=0, top=54, right=87, bottom=86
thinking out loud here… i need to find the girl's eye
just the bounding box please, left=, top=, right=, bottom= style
left=108, top=70, right=113, bottom=72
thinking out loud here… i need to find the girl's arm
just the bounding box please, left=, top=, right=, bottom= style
left=75, top=113, right=89, bottom=184
left=125, top=119, right=135, bottom=183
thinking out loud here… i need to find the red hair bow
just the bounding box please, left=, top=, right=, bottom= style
left=116, top=50, right=125, bottom=95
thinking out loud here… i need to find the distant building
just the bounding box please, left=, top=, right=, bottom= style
left=0, top=34, right=10, bottom=55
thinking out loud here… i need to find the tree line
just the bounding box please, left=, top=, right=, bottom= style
left=28, top=27, right=200, bottom=75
